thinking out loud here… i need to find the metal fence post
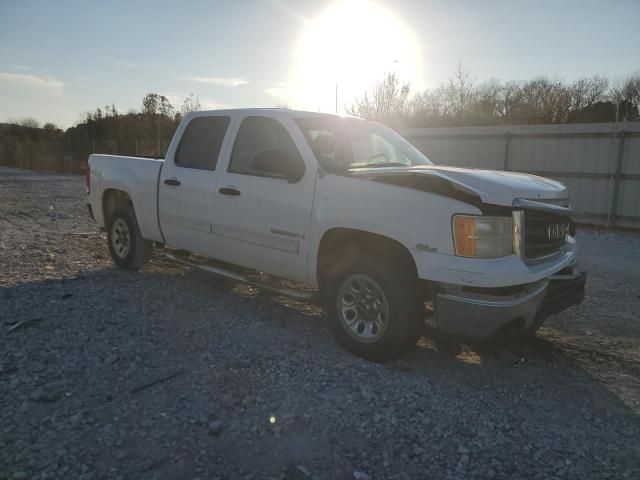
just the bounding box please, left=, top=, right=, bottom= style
left=608, top=130, right=626, bottom=229
left=503, top=132, right=511, bottom=171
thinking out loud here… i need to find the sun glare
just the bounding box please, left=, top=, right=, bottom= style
left=293, top=0, right=421, bottom=113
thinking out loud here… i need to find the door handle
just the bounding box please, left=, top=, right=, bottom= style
left=219, top=187, right=241, bottom=196
left=164, top=178, right=181, bottom=186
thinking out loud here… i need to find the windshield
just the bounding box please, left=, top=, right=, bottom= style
left=295, top=117, right=433, bottom=173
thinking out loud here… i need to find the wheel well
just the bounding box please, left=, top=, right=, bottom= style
left=103, top=189, right=133, bottom=224
left=316, top=228, right=419, bottom=290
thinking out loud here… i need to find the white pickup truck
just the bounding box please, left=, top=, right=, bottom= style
left=86, top=108, right=586, bottom=361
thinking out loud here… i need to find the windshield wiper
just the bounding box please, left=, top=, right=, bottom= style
left=349, top=162, right=408, bottom=169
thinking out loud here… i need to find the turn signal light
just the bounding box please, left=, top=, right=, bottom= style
left=452, top=215, right=514, bottom=258
left=453, top=216, right=477, bottom=257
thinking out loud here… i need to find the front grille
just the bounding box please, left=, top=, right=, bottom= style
left=524, top=211, right=570, bottom=259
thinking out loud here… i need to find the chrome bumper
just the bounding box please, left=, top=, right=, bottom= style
left=435, top=265, right=586, bottom=340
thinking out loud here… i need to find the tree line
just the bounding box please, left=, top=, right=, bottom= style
left=348, top=67, right=640, bottom=127
left=0, top=69, right=639, bottom=174
left=0, top=93, right=201, bottom=173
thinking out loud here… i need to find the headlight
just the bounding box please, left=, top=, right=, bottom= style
left=452, top=215, right=513, bottom=258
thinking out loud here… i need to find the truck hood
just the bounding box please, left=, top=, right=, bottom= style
left=349, top=165, right=568, bottom=208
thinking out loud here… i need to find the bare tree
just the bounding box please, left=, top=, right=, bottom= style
left=569, top=76, right=609, bottom=111
left=180, top=93, right=201, bottom=115
left=408, top=63, right=482, bottom=125
left=407, top=89, right=446, bottom=123
left=611, top=72, right=640, bottom=104
left=500, top=81, right=524, bottom=121
left=446, top=62, right=477, bottom=118
left=509, top=77, right=571, bottom=124
left=368, top=67, right=640, bottom=127
left=142, top=93, right=160, bottom=115
left=18, top=118, right=40, bottom=128
left=157, top=96, right=174, bottom=117
left=473, top=79, right=505, bottom=122
left=142, top=93, right=174, bottom=116
left=348, top=72, right=410, bottom=123
left=611, top=72, right=640, bottom=120
left=104, top=103, right=119, bottom=118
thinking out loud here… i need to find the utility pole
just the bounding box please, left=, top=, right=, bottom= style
left=335, top=82, right=338, bottom=114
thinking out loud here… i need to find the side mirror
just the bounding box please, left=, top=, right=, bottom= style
left=252, top=149, right=304, bottom=183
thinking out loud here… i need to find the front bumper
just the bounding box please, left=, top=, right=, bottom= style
left=435, top=265, right=586, bottom=340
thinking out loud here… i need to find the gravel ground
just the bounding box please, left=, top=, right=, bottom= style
left=1, top=167, right=639, bottom=480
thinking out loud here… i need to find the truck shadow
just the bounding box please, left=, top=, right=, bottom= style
left=187, top=268, right=640, bottom=416
left=2, top=262, right=640, bottom=478
left=2, top=260, right=638, bottom=416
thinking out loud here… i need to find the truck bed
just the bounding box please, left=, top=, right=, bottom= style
left=87, top=154, right=165, bottom=243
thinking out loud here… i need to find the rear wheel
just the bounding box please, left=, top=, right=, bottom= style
left=107, top=206, right=152, bottom=270
left=324, top=255, right=422, bottom=361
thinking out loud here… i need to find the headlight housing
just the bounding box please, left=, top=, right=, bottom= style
left=452, top=215, right=513, bottom=258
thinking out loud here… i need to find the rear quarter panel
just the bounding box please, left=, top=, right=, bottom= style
left=88, top=154, right=164, bottom=242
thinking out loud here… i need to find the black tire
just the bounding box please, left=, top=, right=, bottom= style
left=323, top=254, right=422, bottom=362
left=107, top=206, right=152, bottom=270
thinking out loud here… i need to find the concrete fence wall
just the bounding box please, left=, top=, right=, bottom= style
left=402, top=121, right=640, bottom=229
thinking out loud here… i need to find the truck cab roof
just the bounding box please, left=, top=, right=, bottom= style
left=185, top=108, right=361, bottom=121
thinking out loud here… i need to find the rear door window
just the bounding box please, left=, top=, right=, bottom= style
left=175, top=116, right=230, bottom=170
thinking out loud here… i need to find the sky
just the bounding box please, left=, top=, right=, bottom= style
left=0, top=0, right=639, bottom=128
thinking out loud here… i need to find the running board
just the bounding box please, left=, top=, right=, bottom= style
left=166, top=252, right=316, bottom=301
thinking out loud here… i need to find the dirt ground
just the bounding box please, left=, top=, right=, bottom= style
left=1, top=167, right=639, bottom=480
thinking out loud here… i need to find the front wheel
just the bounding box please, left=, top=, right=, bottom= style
left=324, top=255, right=422, bottom=362
left=107, top=206, right=152, bottom=270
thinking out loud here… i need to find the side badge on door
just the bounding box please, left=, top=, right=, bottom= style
left=270, top=228, right=305, bottom=240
